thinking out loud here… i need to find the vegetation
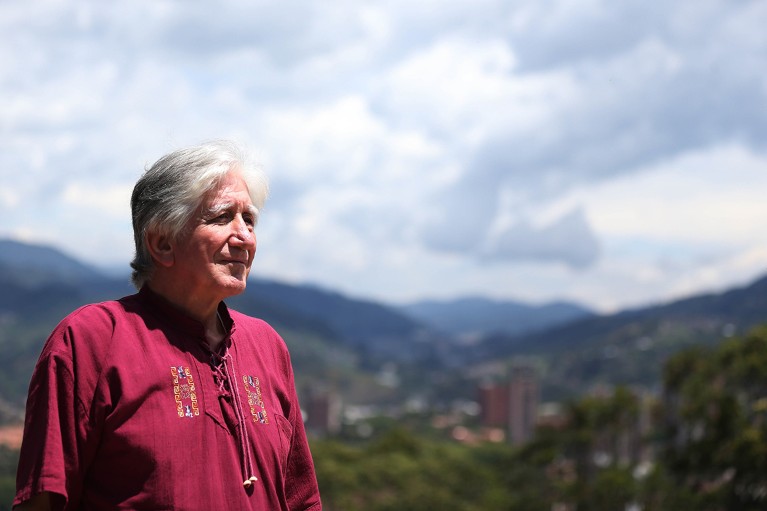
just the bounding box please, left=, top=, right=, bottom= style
left=0, top=446, right=19, bottom=511
left=310, top=325, right=767, bottom=510
left=4, top=310, right=767, bottom=509
left=659, top=325, right=767, bottom=510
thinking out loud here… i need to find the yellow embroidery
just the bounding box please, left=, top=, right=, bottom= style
left=170, top=366, right=199, bottom=418
left=243, top=375, right=269, bottom=424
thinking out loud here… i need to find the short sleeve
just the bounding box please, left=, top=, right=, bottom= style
left=281, top=349, right=322, bottom=511
left=14, top=310, right=106, bottom=510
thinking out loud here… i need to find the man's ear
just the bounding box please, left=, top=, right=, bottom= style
left=145, top=231, right=175, bottom=268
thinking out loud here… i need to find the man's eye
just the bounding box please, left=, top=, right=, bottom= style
left=209, top=213, right=231, bottom=223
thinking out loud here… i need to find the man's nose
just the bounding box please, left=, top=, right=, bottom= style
left=231, top=216, right=255, bottom=246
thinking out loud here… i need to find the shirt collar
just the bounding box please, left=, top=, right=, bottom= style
left=137, top=285, right=236, bottom=343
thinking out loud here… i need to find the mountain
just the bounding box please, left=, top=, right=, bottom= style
left=0, top=240, right=438, bottom=357
left=467, top=273, right=767, bottom=400
left=0, top=240, right=135, bottom=323
left=400, top=297, right=593, bottom=341
left=5, top=237, right=767, bottom=414
left=230, top=280, right=442, bottom=368
left=0, top=239, right=105, bottom=287
left=0, top=239, right=445, bottom=415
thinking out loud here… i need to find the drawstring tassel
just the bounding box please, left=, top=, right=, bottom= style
left=223, top=353, right=259, bottom=486
left=213, top=313, right=259, bottom=487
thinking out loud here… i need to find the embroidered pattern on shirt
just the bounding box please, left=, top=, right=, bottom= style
left=171, top=365, right=200, bottom=418
left=243, top=375, right=269, bottom=424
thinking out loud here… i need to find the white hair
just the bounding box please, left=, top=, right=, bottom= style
left=129, top=140, right=268, bottom=289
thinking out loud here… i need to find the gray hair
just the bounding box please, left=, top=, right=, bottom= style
left=130, top=140, right=268, bottom=289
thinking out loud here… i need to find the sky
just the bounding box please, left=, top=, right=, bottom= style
left=1, top=0, right=766, bottom=312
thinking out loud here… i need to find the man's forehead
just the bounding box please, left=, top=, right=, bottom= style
left=202, top=198, right=258, bottom=215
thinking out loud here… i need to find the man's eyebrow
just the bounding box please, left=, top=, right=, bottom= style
left=203, top=202, right=232, bottom=217
left=203, top=202, right=259, bottom=217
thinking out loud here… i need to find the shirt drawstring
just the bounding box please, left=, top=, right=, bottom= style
left=210, top=348, right=258, bottom=487
left=223, top=353, right=259, bottom=486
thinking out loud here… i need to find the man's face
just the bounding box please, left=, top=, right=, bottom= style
left=172, top=170, right=257, bottom=301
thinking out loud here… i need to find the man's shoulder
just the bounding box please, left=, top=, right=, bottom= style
left=228, top=308, right=278, bottom=333
left=59, top=294, right=137, bottom=328
left=45, top=294, right=141, bottom=353
left=228, top=309, right=290, bottom=351
left=228, top=309, right=293, bottom=369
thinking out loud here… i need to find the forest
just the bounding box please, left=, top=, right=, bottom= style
left=3, top=325, right=767, bottom=511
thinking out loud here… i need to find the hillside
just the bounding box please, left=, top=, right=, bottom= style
left=231, top=280, right=442, bottom=364
left=0, top=239, right=104, bottom=287
left=467, top=273, right=767, bottom=399
left=400, top=297, right=593, bottom=340
left=0, top=239, right=445, bottom=418
left=4, top=238, right=767, bottom=415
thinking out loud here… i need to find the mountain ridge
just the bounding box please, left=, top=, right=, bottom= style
left=0, top=239, right=449, bottom=413
left=0, top=239, right=106, bottom=288
left=3, top=237, right=767, bottom=406
left=400, top=296, right=593, bottom=340
left=462, top=271, right=767, bottom=400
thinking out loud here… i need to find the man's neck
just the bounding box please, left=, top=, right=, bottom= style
left=146, top=277, right=227, bottom=350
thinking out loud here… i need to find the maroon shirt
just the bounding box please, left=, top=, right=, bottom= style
left=15, top=287, right=322, bottom=511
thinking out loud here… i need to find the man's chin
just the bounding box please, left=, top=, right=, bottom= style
left=231, top=279, right=248, bottom=293
left=217, top=275, right=248, bottom=297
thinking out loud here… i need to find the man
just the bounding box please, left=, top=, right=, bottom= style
left=14, top=141, right=322, bottom=510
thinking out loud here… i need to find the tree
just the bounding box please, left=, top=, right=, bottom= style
left=659, top=326, right=767, bottom=509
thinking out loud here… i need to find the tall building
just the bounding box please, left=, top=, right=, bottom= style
left=478, top=381, right=510, bottom=428
left=478, top=364, right=540, bottom=445
left=303, top=386, right=341, bottom=437
left=508, top=366, right=539, bottom=445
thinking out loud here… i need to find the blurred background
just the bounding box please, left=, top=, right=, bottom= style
left=2, top=1, right=767, bottom=509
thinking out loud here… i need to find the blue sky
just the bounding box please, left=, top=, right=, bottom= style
left=1, top=0, right=766, bottom=312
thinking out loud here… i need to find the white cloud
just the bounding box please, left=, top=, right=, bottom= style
left=0, top=188, right=19, bottom=209
left=380, top=36, right=517, bottom=134
left=522, top=143, right=767, bottom=310
left=60, top=182, right=133, bottom=217
left=1, top=0, right=766, bottom=310
left=261, top=96, right=388, bottom=183
left=583, top=144, right=767, bottom=246
left=483, top=208, right=600, bottom=268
